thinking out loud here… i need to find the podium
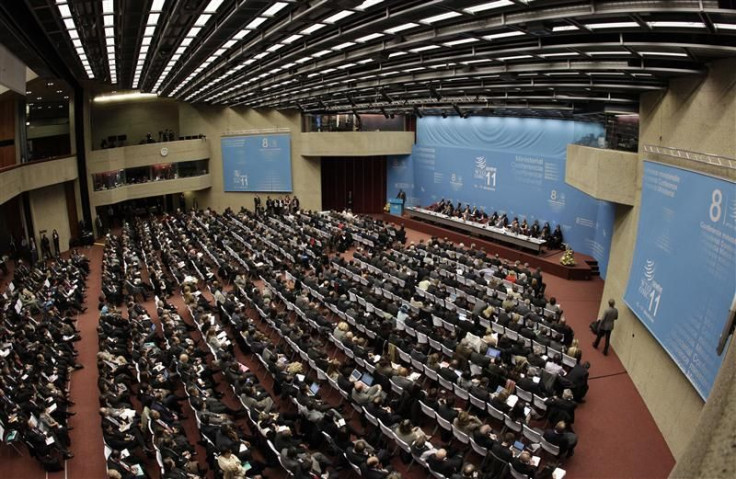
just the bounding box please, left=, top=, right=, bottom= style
left=389, top=199, right=404, bottom=216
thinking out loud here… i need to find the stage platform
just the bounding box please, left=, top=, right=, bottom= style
left=380, top=213, right=597, bottom=281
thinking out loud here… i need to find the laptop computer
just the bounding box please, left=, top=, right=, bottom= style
left=309, top=382, right=320, bottom=395
left=361, top=373, right=374, bottom=386
left=513, top=440, right=525, bottom=452
left=350, top=369, right=361, bottom=381
left=486, top=347, right=501, bottom=358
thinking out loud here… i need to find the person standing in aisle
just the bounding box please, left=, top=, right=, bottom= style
left=593, top=298, right=619, bottom=356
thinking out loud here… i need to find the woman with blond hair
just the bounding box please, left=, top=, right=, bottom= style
left=333, top=321, right=350, bottom=342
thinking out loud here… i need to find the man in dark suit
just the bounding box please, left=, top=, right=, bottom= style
left=472, top=424, right=496, bottom=449
left=510, top=451, right=538, bottom=477
left=490, top=432, right=516, bottom=463
left=544, top=421, right=578, bottom=457
left=560, top=361, right=590, bottom=402
left=363, top=456, right=390, bottom=479
left=427, top=448, right=462, bottom=477
left=545, top=389, right=577, bottom=425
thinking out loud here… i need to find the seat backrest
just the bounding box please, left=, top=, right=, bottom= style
left=541, top=437, right=561, bottom=456
left=470, top=437, right=488, bottom=456
left=488, top=404, right=505, bottom=421
left=452, top=425, right=470, bottom=444
left=509, top=464, right=530, bottom=479
left=419, top=401, right=436, bottom=418
left=436, top=415, right=452, bottom=431
left=523, top=424, right=543, bottom=444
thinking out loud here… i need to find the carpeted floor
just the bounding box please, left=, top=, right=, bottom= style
left=0, top=226, right=676, bottom=478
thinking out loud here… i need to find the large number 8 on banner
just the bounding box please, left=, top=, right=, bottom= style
left=710, top=189, right=722, bottom=222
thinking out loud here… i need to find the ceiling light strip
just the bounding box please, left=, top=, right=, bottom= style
left=133, top=0, right=167, bottom=88
left=102, top=0, right=116, bottom=83
left=151, top=0, right=226, bottom=94
left=55, top=1, right=94, bottom=78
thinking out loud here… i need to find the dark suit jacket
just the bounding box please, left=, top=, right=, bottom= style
left=491, top=442, right=513, bottom=463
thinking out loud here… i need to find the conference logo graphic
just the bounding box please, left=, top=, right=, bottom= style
left=473, top=156, right=497, bottom=192
left=547, top=189, right=566, bottom=213
left=232, top=170, right=249, bottom=188
left=638, top=258, right=663, bottom=321
left=450, top=173, right=464, bottom=191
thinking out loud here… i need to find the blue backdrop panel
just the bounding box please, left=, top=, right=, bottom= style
left=624, top=161, right=735, bottom=399
left=221, top=134, right=292, bottom=192
left=387, top=117, right=613, bottom=277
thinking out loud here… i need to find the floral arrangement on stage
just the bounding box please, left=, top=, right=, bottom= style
left=560, top=247, right=576, bottom=266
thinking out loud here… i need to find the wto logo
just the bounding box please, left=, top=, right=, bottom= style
left=233, top=170, right=248, bottom=188
left=644, top=259, right=656, bottom=282
left=638, top=258, right=662, bottom=320
left=473, top=156, right=497, bottom=191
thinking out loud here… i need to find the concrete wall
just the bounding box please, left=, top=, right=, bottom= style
left=90, top=174, right=212, bottom=207
left=28, top=183, right=72, bottom=254
left=0, top=156, right=78, bottom=206
left=90, top=97, right=179, bottom=150
left=565, top=145, right=639, bottom=205
left=300, top=131, right=414, bottom=157
left=177, top=104, right=322, bottom=212
left=87, top=138, right=210, bottom=174
left=602, top=57, right=736, bottom=461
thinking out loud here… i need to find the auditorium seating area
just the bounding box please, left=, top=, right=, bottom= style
left=73, top=206, right=595, bottom=479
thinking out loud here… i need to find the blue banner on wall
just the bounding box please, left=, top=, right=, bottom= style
left=624, top=161, right=735, bottom=399
left=387, top=117, right=613, bottom=277
left=222, top=134, right=292, bottom=192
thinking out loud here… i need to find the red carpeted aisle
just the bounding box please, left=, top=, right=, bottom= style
left=1, top=227, right=676, bottom=478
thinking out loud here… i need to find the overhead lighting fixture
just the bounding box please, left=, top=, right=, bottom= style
left=55, top=1, right=94, bottom=78
left=586, top=51, right=631, bottom=55
left=262, top=2, right=287, bottom=17
left=356, top=0, right=385, bottom=11
left=301, top=23, right=326, bottom=35
left=421, top=11, right=462, bottom=24
left=497, top=54, right=533, bottom=61
left=324, top=10, right=354, bottom=24
left=540, top=52, right=579, bottom=57
left=245, top=17, right=267, bottom=30
left=385, top=23, right=419, bottom=35
left=332, top=41, right=356, bottom=51
left=356, top=32, right=384, bottom=43
left=93, top=91, right=158, bottom=103
left=463, top=1, right=513, bottom=14
left=714, top=23, right=736, bottom=30
left=585, top=22, right=639, bottom=29
left=483, top=31, right=525, bottom=40
left=410, top=45, right=441, bottom=53
left=133, top=0, right=167, bottom=88
left=102, top=2, right=117, bottom=83
left=443, top=38, right=479, bottom=47
left=282, top=34, right=303, bottom=44
left=203, top=0, right=223, bottom=13
left=552, top=25, right=578, bottom=32
left=151, top=0, right=222, bottom=93
left=647, top=21, right=705, bottom=28
left=639, top=51, right=688, bottom=57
